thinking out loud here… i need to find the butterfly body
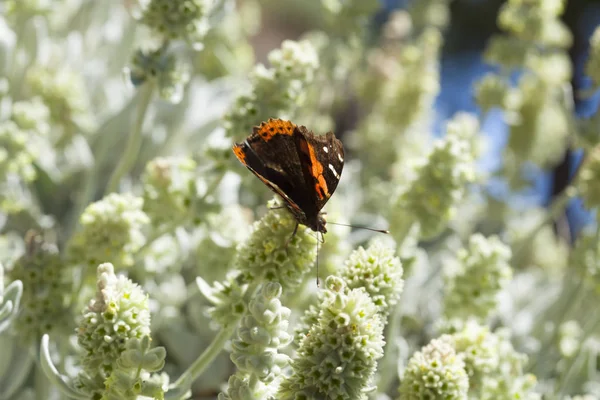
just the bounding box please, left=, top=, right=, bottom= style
left=232, top=119, right=344, bottom=233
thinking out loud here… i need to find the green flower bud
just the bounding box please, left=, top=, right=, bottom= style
left=128, top=48, right=190, bottom=103
left=142, top=157, right=197, bottom=227
left=0, top=121, right=37, bottom=182
left=222, top=282, right=291, bottom=399
left=75, top=263, right=151, bottom=397
left=279, top=277, right=385, bottom=400
left=398, top=336, right=469, bottom=400
left=140, top=0, right=211, bottom=49
left=394, top=114, right=476, bottom=240
left=7, top=233, right=72, bottom=345
left=26, top=65, right=92, bottom=143
left=234, top=198, right=317, bottom=291
left=11, top=97, right=51, bottom=136
left=450, top=321, right=539, bottom=400
left=223, top=40, right=318, bottom=139
left=498, top=0, right=571, bottom=47
left=197, top=270, right=248, bottom=328
left=68, top=193, right=150, bottom=269
left=339, top=240, right=404, bottom=318
left=444, top=234, right=513, bottom=322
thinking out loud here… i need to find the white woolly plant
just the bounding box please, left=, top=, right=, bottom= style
left=2, top=1, right=600, bottom=400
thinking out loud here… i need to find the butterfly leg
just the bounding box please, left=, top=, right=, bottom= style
left=283, top=223, right=299, bottom=253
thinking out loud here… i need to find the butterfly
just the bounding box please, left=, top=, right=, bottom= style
left=232, top=118, right=344, bottom=235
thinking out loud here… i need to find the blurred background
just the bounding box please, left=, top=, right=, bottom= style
left=250, top=0, right=600, bottom=239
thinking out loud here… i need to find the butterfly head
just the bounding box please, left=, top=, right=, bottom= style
left=311, top=212, right=327, bottom=234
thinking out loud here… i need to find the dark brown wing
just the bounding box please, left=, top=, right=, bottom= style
left=232, top=119, right=316, bottom=221
left=293, top=126, right=344, bottom=213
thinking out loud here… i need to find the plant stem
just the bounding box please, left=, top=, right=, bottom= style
left=106, top=82, right=155, bottom=194
left=168, top=282, right=260, bottom=396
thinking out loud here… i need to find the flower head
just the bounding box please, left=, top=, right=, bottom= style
left=68, top=193, right=150, bottom=269
left=443, top=234, right=513, bottom=322
left=339, top=240, right=404, bottom=318
left=128, top=48, right=190, bottom=103
left=75, top=263, right=151, bottom=397
left=140, top=0, right=212, bottom=49
left=221, top=282, right=291, bottom=399
left=279, top=277, right=384, bottom=400
left=223, top=40, right=319, bottom=139
left=449, top=321, right=539, bottom=400
left=142, top=157, right=197, bottom=226
left=7, top=233, right=71, bottom=345
left=234, top=198, right=317, bottom=291
left=394, top=114, right=476, bottom=240
left=398, top=335, right=469, bottom=400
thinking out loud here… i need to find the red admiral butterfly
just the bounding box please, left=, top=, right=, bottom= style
left=232, top=118, right=344, bottom=235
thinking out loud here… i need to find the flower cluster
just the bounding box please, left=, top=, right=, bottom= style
left=233, top=198, right=316, bottom=291
left=479, top=0, right=572, bottom=168
left=142, top=157, right=197, bottom=227
left=393, top=114, right=476, bottom=240
left=68, top=193, right=150, bottom=269
left=224, top=40, right=319, bottom=138
left=0, top=97, right=50, bottom=183
left=398, top=335, right=469, bottom=399
left=220, top=282, right=291, bottom=399
left=279, top=277, right=384, bottom=400
left=6, top=234, right=69, bottom=344
left=139, top=0, right=212, bottom=49
left=443, top=234, right=513, bottom=323
left=450, top=321, right=539, bottom=400
left=26, top=65, right=92, bottom=144
left=75, top=263, right=153, bottom=397
left=128, top=47, right=191, bottom=103
left=197, top=270, right=248, bottom=328
left=339, top=240, right=404, bottom=318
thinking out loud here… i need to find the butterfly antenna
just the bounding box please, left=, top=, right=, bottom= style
left=327, top=221, right=390, bottom=234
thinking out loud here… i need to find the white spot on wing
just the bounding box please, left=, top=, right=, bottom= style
left=328, top=163, right=340, bottom=179
left=323, top=146, right=328, bottom=153
left=337, top=153, right=344, bottom=162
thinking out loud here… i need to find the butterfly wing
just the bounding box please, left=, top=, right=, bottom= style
left=293, top=126, right=344, bottom=212
left=232, top=119, right=315, bottom=221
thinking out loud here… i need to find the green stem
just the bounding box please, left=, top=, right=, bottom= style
left=168, top=282, right=260, bottom=396
left=170, top=324, right=235, bottom=391
left=106, top=83, right=155, bottom=194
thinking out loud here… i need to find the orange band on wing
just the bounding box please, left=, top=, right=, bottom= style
left=254, top=119, right=296, bottom=141
left=232, top=144, right=247, bottom=164
left=306, top=143, right=329, bottom=200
